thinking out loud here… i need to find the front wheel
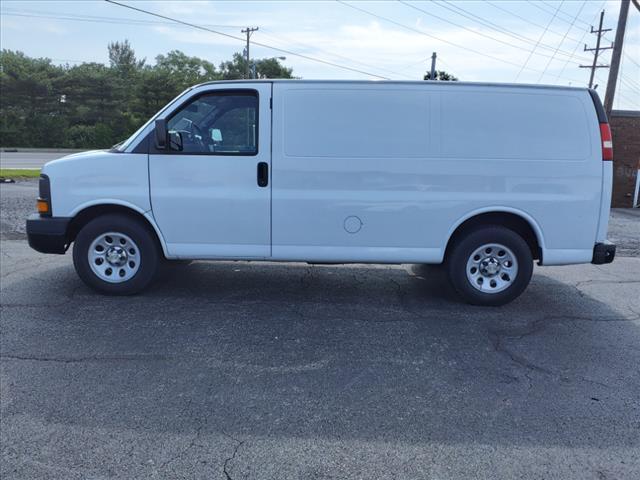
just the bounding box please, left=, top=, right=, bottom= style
left=447, top=226, right=533, bottom=306
left=73, top=213, right=159, bottom=295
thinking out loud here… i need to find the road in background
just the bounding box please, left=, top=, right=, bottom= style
left=0, top=150, right=84, bottom=169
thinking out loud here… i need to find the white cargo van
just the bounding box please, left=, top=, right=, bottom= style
left=27, top=80, right=616, bottom=305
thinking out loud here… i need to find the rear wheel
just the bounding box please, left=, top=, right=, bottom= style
left=447, top=226, right=533, bottom=306
left=73, top=214, right=159, bottom=295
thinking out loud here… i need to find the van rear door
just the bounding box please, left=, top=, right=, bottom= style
left=149, top=83, right=272, bottom=258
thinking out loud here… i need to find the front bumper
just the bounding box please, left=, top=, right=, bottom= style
left=592, top=241, right=616, bottom=265
left=26, top=214, right=71, bottom=254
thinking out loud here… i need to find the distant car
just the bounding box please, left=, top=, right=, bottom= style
left=26, top=80, right=616, bottom=305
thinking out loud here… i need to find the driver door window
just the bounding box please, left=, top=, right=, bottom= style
left=166, top=90, right=258, bottom=155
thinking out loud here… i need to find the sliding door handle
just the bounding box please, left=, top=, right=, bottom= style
left=257, top=162, right=269, bottom=187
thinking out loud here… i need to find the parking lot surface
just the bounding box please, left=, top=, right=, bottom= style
left=1, top=181, right=639, bottom=479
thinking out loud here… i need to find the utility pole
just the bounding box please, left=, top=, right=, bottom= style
left=241, top=27, right=259, bottom=79
left=430, top=52, right=437, bottom=80
left=604, top=0, right=631, bottom=117
left=579, top=11, right=612, bottom=89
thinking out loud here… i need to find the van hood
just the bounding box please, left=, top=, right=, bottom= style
left=41, top=150, right=112, bottom=173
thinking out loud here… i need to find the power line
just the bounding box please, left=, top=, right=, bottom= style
left=431, top=0, right=592, bottom=64
left=1, top=5, right=428, bottom=80
left=258, top=28, right=414, bottom=80
left=594, top=72, right=640, bottom=110
left=623, top=50, right=640, bottom=68
left=0, top=9, right=244, bottom=28
left=528, top=0, right=594, bottom=29
left=394, top=56, right=432, bottom=74
left=338, top=1, right=525, bottom=70
left=579, top=11, right=613, bottom=89
left=103, top=0, right=390, bottom=79
left=4, top=7, right=410, bottom=79
left=436, top=56, right=452, bottom=71
left=485, top=1, right=586, bottom=46
left=2, top=7, right=413, bottom=80
left=515, top=0, right=565, bottom=81
left=337, top=0, right=584, bottom=83
left=620, top=75, right=640, bottom=91
left=399, top=0, right=585, bottom=64
left=552, top=1, right=608, bottom=82
left=489, top=0, right=630, bottom=89
left=336, top=0, right=635, bottom=87
left=537, top=0, right=588, bottom=83
left=610, top=89, right=640, bottom=109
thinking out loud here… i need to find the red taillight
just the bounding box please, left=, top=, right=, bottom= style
left=600, top=123, right=613, bottom=161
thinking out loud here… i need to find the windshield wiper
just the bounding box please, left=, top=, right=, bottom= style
left=109, top=141, right=125, bottom=153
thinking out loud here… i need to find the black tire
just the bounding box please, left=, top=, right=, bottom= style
left=73, top=213, right=160, bottom=295
left=447, top=226, right=533, bottom=306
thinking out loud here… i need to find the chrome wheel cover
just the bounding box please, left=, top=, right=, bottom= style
left=466, top=243, right=518, bottom=294
left=88, top=232, right=141, bottom=283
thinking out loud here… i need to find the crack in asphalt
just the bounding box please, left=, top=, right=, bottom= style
left=486, top=313, right=640, bottom=390
left=148, top=373, right=249, bottom=479
left=0, top=354, right=168, bottom=363
left=388, top=276, right=427, bottom=322
left=223, top=438, right=245, bottom=480
left=157, top=398, right=204, bottom=472
left=488, top=318, right=552, bottom=390
left=574, top=279, right=640, bottom=289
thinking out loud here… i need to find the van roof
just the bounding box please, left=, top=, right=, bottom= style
left=193, top=79, right=588, bottom=92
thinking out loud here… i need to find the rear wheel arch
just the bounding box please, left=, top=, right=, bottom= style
left=444, top=210, right=543, bottom=262
left=67, top=204, right=168, bottom=258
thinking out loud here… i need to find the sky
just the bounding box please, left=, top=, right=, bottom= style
left=1, top=0, right=639, bottom=109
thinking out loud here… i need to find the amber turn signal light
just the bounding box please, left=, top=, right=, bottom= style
left=37, top=198, right=50, bottom=215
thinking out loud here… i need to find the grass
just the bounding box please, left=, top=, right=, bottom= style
left=0, top=169, right=41, bottom=179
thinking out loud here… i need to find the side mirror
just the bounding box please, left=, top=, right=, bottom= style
left=168, top=130, right=183, bottom=151
left=210, top=128, right=223, bottom=143
left=154, top=119, right=167, bottom=149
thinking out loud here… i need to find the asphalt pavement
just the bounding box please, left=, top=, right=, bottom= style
left=1, top=180, right=639, bottom=480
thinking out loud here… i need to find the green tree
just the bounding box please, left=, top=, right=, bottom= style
left=0, top=42, right=297, bottom=148
left=219, top=53, right=293, bottom=79
left=108, top=39, right=145, bottom=78
left=57, top=63, right=125, bottom=148
left=253, top=57, right=294, bottom=79
left=423, top=70, right=458, bottom=81
left=219, top=53, right=248, bottom=80
left=154, top=50, right=220, bottom=89
left=0, top=50, right=66, bottom=147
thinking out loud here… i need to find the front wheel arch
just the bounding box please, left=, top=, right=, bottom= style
left=67, top=204, right=168, bottom=259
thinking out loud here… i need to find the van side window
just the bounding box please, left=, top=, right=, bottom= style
left=166, top=90, right=258, bottom=155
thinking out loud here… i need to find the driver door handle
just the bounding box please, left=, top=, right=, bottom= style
left=257, top=162, right=269, bottom=187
